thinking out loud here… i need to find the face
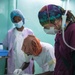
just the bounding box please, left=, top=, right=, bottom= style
left=13, top=16, right=22, bottom=23
left=43, top=19, right=62, bottom=30
left=22, top=46, right=32, bottom=56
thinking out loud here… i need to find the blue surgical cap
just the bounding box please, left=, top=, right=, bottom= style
left=10, top=9, right=25, bottom=24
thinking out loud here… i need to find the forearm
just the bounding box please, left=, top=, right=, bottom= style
left=20, top=62, right=30, bottom=70
left=35, top=71, right=54, bottom=75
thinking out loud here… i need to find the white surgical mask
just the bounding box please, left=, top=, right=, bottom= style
left=44, top=27, right=59, bottom=35
left=14, top=20, right=23, bottom=28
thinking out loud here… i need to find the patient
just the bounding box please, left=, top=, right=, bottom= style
left=14, top=35, right=56, bottom=75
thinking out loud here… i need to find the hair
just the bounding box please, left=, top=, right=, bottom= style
left=22, top=35, right=42, bottom=56
left=66, top=11, right=75, bottom=22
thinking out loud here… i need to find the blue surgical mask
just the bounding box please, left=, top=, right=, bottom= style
left=14, top=20, right=23, bottom=28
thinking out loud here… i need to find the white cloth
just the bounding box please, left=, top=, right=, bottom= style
left=13, top=29, right=25, bottom=68
left=25, top=42, right=56, bottom=72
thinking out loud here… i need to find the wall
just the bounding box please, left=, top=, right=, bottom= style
left=0, top=0, right=16, bottom=75
left=0, top=0, right=16, bottom=43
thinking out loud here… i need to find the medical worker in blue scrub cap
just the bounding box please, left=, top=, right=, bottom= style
left=3, top=9, right=34, bottom=74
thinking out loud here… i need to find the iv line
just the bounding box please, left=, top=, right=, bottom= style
left=62, top=0, right=75, bottom=50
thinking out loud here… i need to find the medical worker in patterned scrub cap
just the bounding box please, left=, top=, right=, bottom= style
left=38, top=4, right=75, bottom=75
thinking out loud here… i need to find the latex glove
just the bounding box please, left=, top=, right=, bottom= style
left=13, top=69, right=22, bottom=75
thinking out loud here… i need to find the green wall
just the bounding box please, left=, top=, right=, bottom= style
left=0, top=0, right=16, bottom=75
left=0, top=0, right=16, bottom=42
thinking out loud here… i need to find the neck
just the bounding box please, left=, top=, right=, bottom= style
left=16, top=26, right=24, bottom=31
left=65, top=21, right=70, bottom=28
left=66, top=21, right=70, bottom=26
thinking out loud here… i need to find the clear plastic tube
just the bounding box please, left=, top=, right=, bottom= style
left=62, top=0, right=75, bottom=50
left=62, top=28, right=75, bottom=50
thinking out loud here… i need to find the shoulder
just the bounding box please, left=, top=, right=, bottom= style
left=8, top=28, right=15, bottom=34
left=23, top=27, right=33, bottom=34
left=40, top=42, right=54, bottom=51
left=24, top=27, right=33, bottom=32
left=65, top=23, right=75, bottom=37
left=67, top=23, right=75, bottom=31
left=40, top=42, right=54, bottom=48
left=40, top=42, right=55, bottom=59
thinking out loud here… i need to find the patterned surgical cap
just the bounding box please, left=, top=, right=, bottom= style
left=38, top=4, right=65, bottom=26
left=10, top=9, right=25, bottom=24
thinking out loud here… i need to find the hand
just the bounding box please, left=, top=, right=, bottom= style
left=13, top=69, right=22, bottom=75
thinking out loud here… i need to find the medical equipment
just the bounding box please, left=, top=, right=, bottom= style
left=0, top=43, right=8, bottom=58
left=0, top=50, right=9, bottom=58
left=0, top=43, right=3, bottom=49
left=0, top=43, right=9, bottom=75
left=62, top=0, right=75, bottom=50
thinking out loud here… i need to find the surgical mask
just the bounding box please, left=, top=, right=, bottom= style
left=14, top=20, right=23, bottom=28
left=44, top=27, right=59, bottom=35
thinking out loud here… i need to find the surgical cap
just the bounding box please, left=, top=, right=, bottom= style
left=22, top=35, right=42, bottom=56
left=10, top=9, right=25, bottom=24
left=38, top=4, right=65, bottom=26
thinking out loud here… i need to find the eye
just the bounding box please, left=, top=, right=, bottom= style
left=43, top=24, right=50, bottom=29
left=44, top=26, right=50, bottom=29
left=13, top=16, right=22, bottom=23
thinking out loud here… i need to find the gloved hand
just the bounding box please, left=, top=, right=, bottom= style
left=13, top=69, right=22, bottom=75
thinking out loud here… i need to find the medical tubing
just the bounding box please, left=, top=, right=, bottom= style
left=62, top=14, right=75, bottom=50
left=65, top=0, right=69, bottom=15
left=62, top=15, right=67, bottom=29
left=61, top=0, right=75, bottom=50
left=62, top=28, right=75, bottom=50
